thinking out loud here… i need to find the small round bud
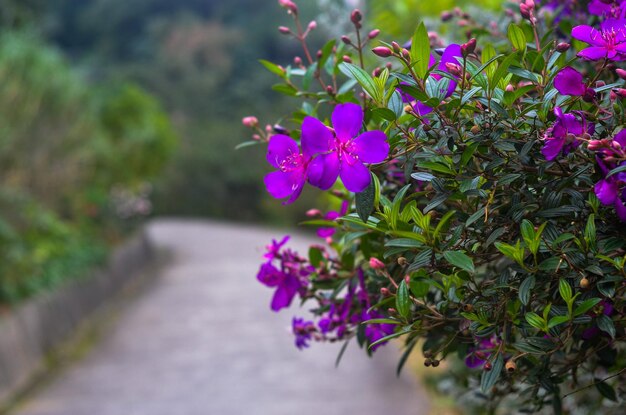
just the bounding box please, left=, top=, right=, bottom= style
left=350, top=9, right=363, bottom=27
left=445, top=62, right=462, bottom=77
left=294, top=56, right=302, bottom=66
left=401, top=48, right=411, bottom=60
left=505, top=360, right=517, bottom=372
left=613, top=88, right=626, bottom=98
left=461, top=38, right=477, bottom=58
left=580, top=277, right=590, bottom=289
left=484, top=362, right=493, bottom=371
left=583, top=88, right=596, bottom=103
left=423, top=350, right=433, bottom=358
left=307, top=20, right=317, bottom=31
left=463, top=303, right=474, bottom=312
left=441, top=11, right=453, bottom=22
left=431, top=359, right=440, bottom=367
left=305, top=209, right=322, bottom=217
left=278, top=26, right=291, bottom=35
left=326, top=85, right=335, bottom=95
left=470, top=125, right=481, bottom=134
left=391, top=41, right=401, bottom=53
left=616, top=68, right=626, bottom=80
left=278, top=0, right=298, bottom=15
left=424, top=359, right=432, bottom=367
left=341, top=35, right=352, bottom=45
left=380, top=287, right=391, bottom=297
left=505, top=84, right=515, bottom=92
left=397, top=257, right=408, bottom=266
left=404, top=275, right=411, bottom=285
left=342, top=55, right=352, bottom=63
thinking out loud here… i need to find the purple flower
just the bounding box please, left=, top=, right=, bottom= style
left=263, top=235, right=290, bottom=260
left=305, top=103, right=389, bottom=193
left=589, top=0, right=626, bottom=18
left=317, top=201, right=349, bottom=238
left=257, top=261, right=302, bottom=311
left=542, top=107, right=593, bottom=160
left=362, top=310, right=395, bottom=350
left=554, top=66, right=587, bottom=96
left=292, top=317, right=316, bottom=349
left=594, top=132, right=626, bottom=221
left=582, top=300, right=617, bottom=339
left=264, top=134, right=311, bottom=204
left=572, top=19, right=626, bottom=61
left=465, top=336, right=499, bottom=368
left=398, top=44, right=462, bottom=116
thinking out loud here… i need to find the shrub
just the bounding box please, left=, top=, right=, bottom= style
left=248, top=1, right=626, bottom=413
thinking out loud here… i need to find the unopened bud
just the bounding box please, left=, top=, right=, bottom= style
left=424, top=359, right=432, bottom=367
left=520, top=3, right=531, bottom=19
left=273, top=124, right=289, bottom=135
left=402, top=48, right=411, bottom=60
left=278, top=26, right=291, bottom=35
left=252, top=134, right=261, bottom=141
left=397, top=257, right=408, bottom=266
left=484, top=362, right=493, bottom=371
left=583, top=88, right=596, bottom=103
left=391, top=41, right=401, bottom=53
left=556, top=42, right=570, bottom=53
left=368, top=29, right=380, bottom=39
left=616, top=68, right=626, bottom=80
left=404, top=275, right=411, bottom=285
left=306, top=209, right=322, bottom=217
left=470, top=125, right=481, bottom=134
left=242, top=116, right=258, bottom=128
left=613, top=88, right=626, bottom=98
left=431, top=359, right=440, bottom=367
left=461, top=38, right=476, bottom=58
left=372, top=67, right=382, bottom=77
left=441, top=11, right=453, bottom=22
left=445, top=62, right=462, bottom=77
left=342, top=55, right=352, bottom=63
left=307, top=20, right=317, bottom=31
left=380, top=287, right=391, bottom=297
left=326, top=85, right=335, bottom=95
left=505, top=84, right=515, bottom=92
left=294, top=56, right=302, bottom=66
left=341, top=35, right=352, bottom=45
left=372, top=46, right=393, bottom=58
left=278, top=0, right=298, bottom=15
left=369, top=257, right=386, bottom=270
left=350, top=9, right=362, bottom=28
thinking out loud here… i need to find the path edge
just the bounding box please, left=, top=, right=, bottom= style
left=0, top=226, right=158, bottom=410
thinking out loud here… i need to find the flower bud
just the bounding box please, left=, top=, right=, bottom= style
left=445, top=62, right=462, bottom=77
left=616, top=68, right=626, bottom=80
left=368, top=29, right=380, bottom=39
left=613, top=88, right=626, bottom=98
left=372, top=46, right=393, bottom=58
left=461, top=38, right=477, bottom=58
left=326, top=85, right=335, bottom=95
left=391, top=41, right=401, bottom=53
left=431, top=359, right=440, bottom=367
left=350, top=9, right=362, bottom=27
left=306, top=209, right=322, bottom=217
left=397, top=257, right=408, bottom=266
left=484, top=362, right=493, bottom=371
left=402, top=48, right=411, bottom=60
left=307, top=20, right=317, bottom=31
left=520, top=3, right=531, bottom=19
left=369, top=257, right=386, bottom=270
left=556, top=42, right=570, bottom=52
left=404, top=275, right=411, bottom=285
left=341, top=35, right=352, bottom=45
left=278, top=0, right=298, bottom=15
left=273, top=124, right=289, bottom=135
left=242, top=116, right=259, bottom=128
left=424, top=359, right=432, bottom=367
left=278, top=26, right=291, bottom=35
left=505, top=360, right=517, bottom=372
left=441, top=11, right=453, bottom=22
left=372, top=67, right=382, bottom=77
left=583, top=88, right=596, bottom=103
left=342, top=55, right=352, bottom=63
left=380, top=287, right=391, bottom=297
left=252, top=134, right=261, bottom=141
left=470, top=125, right=481, bottom=134
left=463, top=303, right=474, bottom=312
left=294, top=56, right=302, bottom=66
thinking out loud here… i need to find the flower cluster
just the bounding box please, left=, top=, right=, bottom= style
left=243, top=0, right=626, bottom=412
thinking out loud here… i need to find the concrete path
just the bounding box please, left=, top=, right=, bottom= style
left=13, top=219, right=429, bottom=415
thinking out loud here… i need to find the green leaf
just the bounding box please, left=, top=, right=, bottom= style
left=339, top=62, right=380, bottom=102
left=409, top=280, right=429, bottom=298
left=605, top=163, right=626, bottom=179
left=525, top=312, right=545, bottom=330
left=559, top=279, right=573, bottom=303
left=481, top=354, right=504, bottom=393
left=548, top=315, right=570, bottom=329
left=491, top=53, right=518, bottom=91
left=259, top=59, right=286, bottom=78
left=368, top=327, right=411, bottom=350
left=574, top=298, right=602, bottom=316
left=443, top=251, right=475, bottom=273
left=585, top=214, right=596, bottom=251
left=362, top=318, right=403, bottom=325
left=596, top=381, right=618, bottom=402
left=396, top=280, right=411, bottom=318
left=411, top=22, right=431, bottom=79
left=519, top=276, right=535, bottom=306
left=597, top=315, right=616, bottom=338
left=356, top=174, right=376, bottom=222
left=309, top=247, right=324, bottom=267
left=507, top=24, right=527, bottom=53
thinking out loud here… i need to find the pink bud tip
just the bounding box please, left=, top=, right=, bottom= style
left=242, top=116, right=258, bottom=128
left=308, top=21, right=317, bottom=30
left=278, top=26, right=291, bottom=35
left=306, top=209, right=322, bottom=217
left=368, top=29, right=380, bottom=39
left=616, top=68, right=626, bottom=80
left=369, top=257, right=386, bottom=270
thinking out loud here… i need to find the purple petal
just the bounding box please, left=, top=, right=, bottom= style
left=595, top=179, right=618, bottom=205
left=571, top=25, right=603, bottom=46
left=332, top=103, right=363, bottom=141
left=554, top=67, right=586, bottom=96
left=264, top=171, right=302, bottom=200
left=414, top=101, right=434, bottom=116
left=439, top=44, right=462, bottom=95
left=270, top=275, right=300, bottom=311
left=560, top=113, right=584, bottom=135
left=308, top=152, right=340, bottom=190
left=602, top=19, right=626, bottom=42
left=266, top=135, right=299, bottom=168
left=339, top=155, right=371, bottom=192
left=614, top=130, right=626, bottom=147
left=542, top=137, right=564, bottom=160
left=578, top=47, right=610, bottom=60
left=353, top=131, right=389, bottom=163
left=301, top=116, right=333, bottom=157
left=589, top=0, right=611, bottom=16
left=317, top=227, right=335, bottom=238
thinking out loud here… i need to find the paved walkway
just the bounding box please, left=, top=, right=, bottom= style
left=13, top=219, right=429, bottom=415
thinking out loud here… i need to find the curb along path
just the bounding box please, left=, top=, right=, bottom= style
left=13, top=219, right=429, bottom=415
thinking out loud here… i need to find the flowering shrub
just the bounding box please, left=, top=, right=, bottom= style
left=244, top=0, right=626, bottom=412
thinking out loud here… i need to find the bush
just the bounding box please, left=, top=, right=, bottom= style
left=250, top=1, right=626, bottom=413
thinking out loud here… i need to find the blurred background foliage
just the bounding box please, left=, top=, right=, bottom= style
left=0, top=0, right=500, bottom=303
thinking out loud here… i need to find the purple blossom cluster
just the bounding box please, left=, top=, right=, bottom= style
left=264, top=103, right=389, bottom=203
